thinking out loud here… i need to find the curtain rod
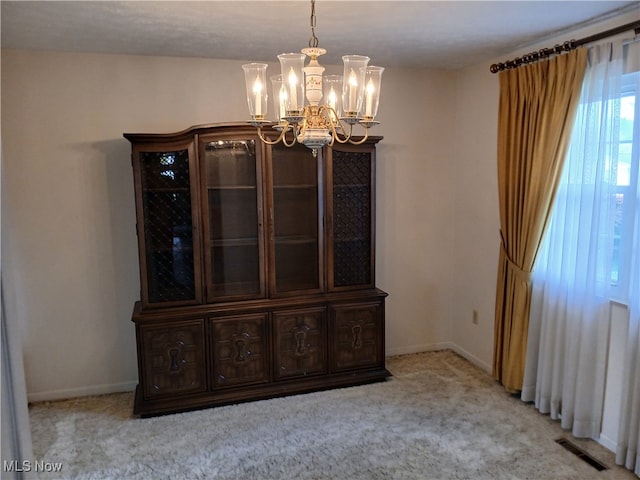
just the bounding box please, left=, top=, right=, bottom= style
left=489, top=20, right=640, bottom=73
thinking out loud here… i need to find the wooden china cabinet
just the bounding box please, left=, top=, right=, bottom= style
left=125, top=123, right=389, bottom=416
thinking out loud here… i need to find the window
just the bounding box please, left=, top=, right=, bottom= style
left=611, top=71, right=639, bottom=298
left=534, top=50, right=639, bottom=305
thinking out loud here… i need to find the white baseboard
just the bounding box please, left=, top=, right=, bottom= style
left=27, top=381, right=137, bottom=403
left=386, top=342, right=492, bottom=374
left=448, top=344, right=492, bottom=374
left=386, top=342, right=454, bottom=357
left=597, top=433, right=617, bottom=453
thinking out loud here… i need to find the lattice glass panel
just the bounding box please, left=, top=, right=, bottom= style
left=141, top=150, right=196, bottom=303
left=333, top=151, right=372, bottom=287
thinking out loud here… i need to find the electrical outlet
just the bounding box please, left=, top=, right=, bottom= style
left=472, top=310, right=479, bottom=325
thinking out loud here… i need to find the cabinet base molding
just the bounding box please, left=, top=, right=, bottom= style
left=134, top=367, right=390, bottom=417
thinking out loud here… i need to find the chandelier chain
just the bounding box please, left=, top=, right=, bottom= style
left=308, top=0, right=319, bottom=48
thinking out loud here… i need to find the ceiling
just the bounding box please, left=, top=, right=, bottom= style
left=1, top=1, right=638, bottom=69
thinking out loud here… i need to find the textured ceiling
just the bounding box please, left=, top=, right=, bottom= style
left=2, top=1, right=639, bottom=69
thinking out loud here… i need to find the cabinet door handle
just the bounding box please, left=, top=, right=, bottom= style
left=352, top=325, right=363, bottom=349
left=295, top=330, right=307, bottom=356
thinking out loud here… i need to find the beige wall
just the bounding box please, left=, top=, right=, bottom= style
left=376, top=67, right=457, bottom=356
left=1, top=50, right=459, bottom=399
left=449, top=60, right=500, bottom=370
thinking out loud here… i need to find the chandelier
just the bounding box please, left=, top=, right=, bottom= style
left=242, top=0, right=383, bottom=156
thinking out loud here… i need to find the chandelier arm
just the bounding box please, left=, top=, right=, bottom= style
left=282, top=135, right=298, bottom=148
left=347, top=127, right=370, bottom=145
left=324, top=110, right=352, bottom=144
left=333, top=121, right=354, bottom=144
left=326, top=119, right=338, bottom=147
left=324, top=107, right=344, bottom=145
left=281, top=126, right=299, bottom=147
left=331, top=132, right=350, bottom=144
left=257, top=126, right=288, bottom=145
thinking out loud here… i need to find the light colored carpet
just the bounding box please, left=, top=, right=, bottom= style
left=29, top=350, right=636, bottom=479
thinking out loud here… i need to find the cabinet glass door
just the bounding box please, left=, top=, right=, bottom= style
left=269, top=143, right=322, bottom=295
left=134, top=142, right=201, bottom=307
left=201, top=137, right=265, bottom=301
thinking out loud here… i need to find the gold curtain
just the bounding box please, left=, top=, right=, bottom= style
left=493, top=48, right=587, bottom=392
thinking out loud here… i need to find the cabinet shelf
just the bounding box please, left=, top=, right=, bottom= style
left=208, top=185, right=257, bottom=190
left=210, top=281, right=261, bottom=296
left=211, top=238, right=258, bottom=247
left=274, top=184, right=317, bottom=190
left=274, top=235, right=317, bottom=245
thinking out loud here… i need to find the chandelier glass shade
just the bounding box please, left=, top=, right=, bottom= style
left=242, top=0, right=383, bottom=155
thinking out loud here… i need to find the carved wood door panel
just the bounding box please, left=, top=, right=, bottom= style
left=331, top=302, right=383, bottom=372
left=211, top=314, right=269, bottom=388
left=139, top=320, right=206, bottom=399
left=273, top=307, right=327, bottom=380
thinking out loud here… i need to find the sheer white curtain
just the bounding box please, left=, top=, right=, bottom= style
left=1, top=139, right=36, bottom=477
left=523, top=36, right=640, bottom=475
left=521, top=40, right=624, bottom=437
left=1, top=289, right=36, bottom=480
left=617, top=129, right=640, bottom=473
